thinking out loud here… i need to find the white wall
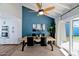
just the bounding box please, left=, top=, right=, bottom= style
left=0, top=3, right=22, bottom=44
left=55, top=18, right=66, bottom=46
left=55, top=17, right=61, bottom=46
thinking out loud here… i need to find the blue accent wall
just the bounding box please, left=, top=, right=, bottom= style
left=22, top=6, right=55, bottom=37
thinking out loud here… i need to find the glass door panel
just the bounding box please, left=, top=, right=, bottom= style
left=72, top=20, right=79, bottom=55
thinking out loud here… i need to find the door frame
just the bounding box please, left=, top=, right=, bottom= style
left=71, top=17, right=79, bottom=55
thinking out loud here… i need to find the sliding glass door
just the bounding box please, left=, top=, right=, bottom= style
left=60, top=19, right=79, bottom=55
left=72, top=20, right=79, bottom=55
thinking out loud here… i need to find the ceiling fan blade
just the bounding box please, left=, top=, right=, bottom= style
left=36, top=3, right=42, bottom=9
left=44, top=11, right=48, bottom=15
left=44, top=6, right=55, bottom=12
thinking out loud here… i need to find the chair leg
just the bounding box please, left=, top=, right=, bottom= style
left=50, top=43, right=53, bottom=51
left=22, top=40, right=25, bottom=51
left=48, top=41, right=53, bottom=51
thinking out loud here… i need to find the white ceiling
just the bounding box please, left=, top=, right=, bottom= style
left=22, top=3, right=79, bottom=18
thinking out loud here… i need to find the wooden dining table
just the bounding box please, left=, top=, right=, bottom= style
left=21, top=36, right=54, bottom=51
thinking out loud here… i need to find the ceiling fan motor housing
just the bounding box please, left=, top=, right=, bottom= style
left=38, top=9, right=44, bottom=12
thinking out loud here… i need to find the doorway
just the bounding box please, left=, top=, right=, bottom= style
left=72, top=20, right=79, bottom=55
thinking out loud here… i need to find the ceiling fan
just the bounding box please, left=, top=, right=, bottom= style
left=36, top=3, right=55, bottom=16
left=28, top=3, right=55, bottom=16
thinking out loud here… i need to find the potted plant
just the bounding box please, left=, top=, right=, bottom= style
left=47, top=23, right=55, bottom=38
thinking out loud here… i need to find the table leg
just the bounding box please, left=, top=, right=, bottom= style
left=22, top=40, right=25, bottom=51
left=48, top=41, right=53, bottom=51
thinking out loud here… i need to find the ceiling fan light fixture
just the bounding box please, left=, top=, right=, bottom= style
left=38, top=11, right=44, bottom=15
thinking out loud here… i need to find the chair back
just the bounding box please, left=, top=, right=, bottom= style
left=27, top=37, right=34, bottom=46
left=40, top=37, right=47, bottom=46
